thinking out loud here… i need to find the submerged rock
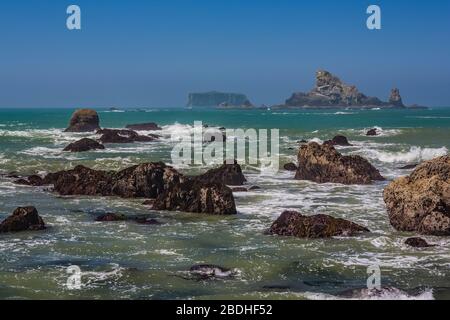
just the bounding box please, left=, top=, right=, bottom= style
left=64, top=109, right=100, bottom=132
left=0, top=207, right=46, bottom=233
left=97, top=129, right=156, bottom=143
left=405, top=237, right=435, bottom=248
left=398, top=164, right=419, bottom=170
left=95, top=213, right=127, bottom=222
left=384, top=156, right=450, bottom=235
left=189, top=264, right=236, bottom=280
left=283, top=163, right=298, bottom=171
left=324, top=135, right=352, bottom=146
left=63, top=138, right=105, bottom=152
left=295, top=142, right=384, bottom=184
left=267, top=211, right=369, bottom=238
left=125, top=123, right=162, bottom=131
left=195, top=161, right=247, bottom=186
left=14, top=175, right=44, bottom=186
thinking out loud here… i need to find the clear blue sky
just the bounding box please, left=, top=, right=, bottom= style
left=0, top=0, right=449, bottom=107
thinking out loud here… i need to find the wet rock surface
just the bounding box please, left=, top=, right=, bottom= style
left=63, top=138, right=105, bottom=152
left=0, top=207, right=46, bottom=233
left=64, top=109, right=100, bottom=132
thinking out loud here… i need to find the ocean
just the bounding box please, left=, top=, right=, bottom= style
left=0, top=107, right=449, bottom=300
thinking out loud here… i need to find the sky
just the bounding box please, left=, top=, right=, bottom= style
left=0, top=0, right=449, bottom=108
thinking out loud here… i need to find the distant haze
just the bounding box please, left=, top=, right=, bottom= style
left=0, top=0, right=449, bottom=108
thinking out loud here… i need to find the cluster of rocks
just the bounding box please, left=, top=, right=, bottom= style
left=282, top=70, right=414, bottom=108
left=62, top=109, right=162, bottom=152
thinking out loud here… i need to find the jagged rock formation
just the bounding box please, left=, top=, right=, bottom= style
left=187, top=91, right=253, bottom=108
left=41, top=162, right=237, bottom=215
left=63, top=138, right=105, bottom=152
left=384, top=155, right=450, bottom=235
left=284, top=70, right=408, bottom=108
left=295, top=142, right=384, bottom=184
left=0, top=207, right=46, bottom=233
left=64, top=109, right=100, bottom=132
left=194, top=161, right=247, bottom=186
left=267, top=211, right=369, bottom=238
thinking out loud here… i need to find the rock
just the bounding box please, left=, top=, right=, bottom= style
left=64, top=109, right=100, bottom=132
left=97, top=128, right=156, bottom=143
left=389, top=88, right=404, bottom=107
left=283, top=163, right=298, bottom=171
left=63, top=138, right=105, bottom=152
left=14, top=175, right=44, bottom=186
left=324, top=135, right=352, bottom=146
left=0, top=207, right=46, bottom=233
left=398, top=164, right=419, bottom=170
left=95, top=213, right=127, bottom=222
left=298, top=140, right=308, bottom=144
left=231, top=187, right=248, bottom=192
left=195, top=161, right=247, bottom=186
left=366, top=128, right=379, bottom=136
left=383, top=156, right=450, bottom=235
left=125, top=123, right=162, bottom=131
left=187, top=91, right=253, bottom=108
left=43, top=162, right=237, bottom=215
left=405, top=237, right=435, bottom=248
left=248, top=186, right=261, bottom=190
left=295, top=142, right=384, bottom=184
left=285, top=70, right=387, bottom=108
left=152, top=178, right=237, bottom=215
left=267, top=211, right=369, bottom=238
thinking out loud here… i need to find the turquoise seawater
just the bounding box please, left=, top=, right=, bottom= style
left=0, top=107, right=449, bottom=300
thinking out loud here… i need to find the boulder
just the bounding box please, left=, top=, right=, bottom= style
left=14, top=175, right=44, bottom=186
left=405, top=237, right=435, bottom=248
left=126, top=123, right=162, bottom=131
left=267, top=211, right=369, bottom=238
left=283, top=163, right=298, bottom=171
left=64, top=109, right=100, bottom=132
left=383, top=156, right=450, bottom=235
left=366, top=128, right=379, bottom=136
left=63, top=138, right=105, bottom=152
left=152, top=178, right=237, bottom=215
left=295, top=142, right=384, bottom=184
left=195, top=161, right=246, bottom=186
left=0, top=207, right=46, bottom=233
left=324, top=135, right=352, bottom=146
left=97, top=129, right=156, bottom=143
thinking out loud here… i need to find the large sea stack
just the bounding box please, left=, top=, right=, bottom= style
left=384, top=155, right=450, bottom=236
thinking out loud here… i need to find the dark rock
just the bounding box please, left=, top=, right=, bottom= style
left=134, top=217, right=161, bottom=225
left=204, top=131, right=226, bottom=142
left=95, top=213, right=127, bottom=222
left=0, top=207, right=46, bottom=233
left=285, top=70, right=387, bottom=108
left=405, top=237, right=435, bottom=248
left=384, top=156, right=450, bottom=235
left=248, top=186, right=261, bottom=190
left=14, top=175, right=44, bottom=186
left=196, top=161, right=246, bottom=186
left=64, top=109, right=100, bottom=132
left=324, top=135, right=352, bottom=146
left=267, top=210, right=369, bottom=238
left=63, top=138, right=105, bottom=152
left=126, top=123, right=162, bottom=131
left=97, top=129, right=156, bottom=144
left=142, top=199, right=156, bottom=206
left=189, top=264, right=235, bottom=279
left=366, top=128, right=379, bottom=136
left=283, top=163, right=298, bottom=171
left=298, top=140, right=308, bottom=144
left=398, top=164, right=419, bottom=170
left=295, top=142, right=384, bottom=184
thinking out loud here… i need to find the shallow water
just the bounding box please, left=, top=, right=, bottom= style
left=0, top=107, right=449, bottom=300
